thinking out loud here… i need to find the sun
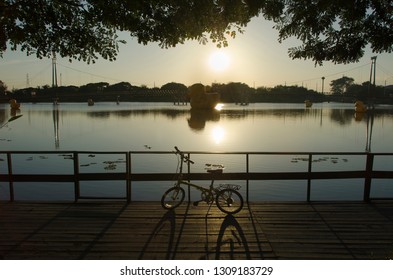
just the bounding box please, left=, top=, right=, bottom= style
left=208, top=50, right=230, bottom=72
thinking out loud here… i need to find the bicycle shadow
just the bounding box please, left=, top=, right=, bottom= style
left=203, top=204, right=267, bottom=259
left=138, top=203, right=266, bottom=259
left=212, top=214, right=251, bottom=260
left=138, top=209, right=176, bottom=259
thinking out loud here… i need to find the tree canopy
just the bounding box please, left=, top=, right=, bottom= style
left=1, top=0, right=392, bottom=64
left=0, top=80, right=7, bottom=94
left=330, top=76, right=355, bottom=95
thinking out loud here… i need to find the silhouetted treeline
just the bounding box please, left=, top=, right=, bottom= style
left=252, top=85, right=325, bottom=103
left=1, top=79, right=393, bottom=104
left=1, top=82, right=186, bottom=103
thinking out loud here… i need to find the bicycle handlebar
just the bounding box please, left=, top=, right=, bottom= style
left=174, top=146, right=194, bottom=164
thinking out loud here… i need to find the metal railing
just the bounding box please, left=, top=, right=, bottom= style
left=1, top=150, right=393, bottom=202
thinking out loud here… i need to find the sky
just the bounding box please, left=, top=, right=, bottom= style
left=1, top=16, right=393, bottom=92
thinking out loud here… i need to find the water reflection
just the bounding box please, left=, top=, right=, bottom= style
left=354, top=109, right=376, bottom=152
left=0, top=108, right=23, bottom=129
left=11, top=103, right=391, bottom=129
left=87, top=108, right=189, bottom=120
left=52, top=105, right=60, bottom=148
left=187, top=109, right=220, bottom=131
left=1, top=102, right=393, bottom=152
left=211, top=125, right=225, bottom=144
left=365, top=111, right=375, bottom=152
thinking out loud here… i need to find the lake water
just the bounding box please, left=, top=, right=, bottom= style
left=1, top=102, right=393, bottom=201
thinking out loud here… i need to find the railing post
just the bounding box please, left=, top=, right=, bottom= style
left=246, top=153, right=249, bottom=203
left=307, top=154, right=312, bottom=202
left=187, top=152, right=191, bottom=202
left=7, top=153, right=14, bottom=202
left=73, top=152, right=80, bottom=202
left=363, top=153, right=374, bottom=202
left=126, top=152, right=131, bottom=203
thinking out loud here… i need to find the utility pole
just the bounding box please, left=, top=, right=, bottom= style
left=371, top=56, right=377, bottom=86
left=369, top=56, right=377, bottom=108
left=321, top=77, right=325, bottom=94
left=366, top=56, right=377, bottom=152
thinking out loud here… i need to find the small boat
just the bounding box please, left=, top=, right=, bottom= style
left=304, top=100, right=312, bottom=107
left=9, top=99, right=20, bottom=110
left=87, top=99, right=94, bottom=106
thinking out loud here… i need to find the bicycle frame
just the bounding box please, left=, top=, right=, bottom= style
left=161, top=147, right=244, bottom=214
left=176, top=179, right=216, bottom=194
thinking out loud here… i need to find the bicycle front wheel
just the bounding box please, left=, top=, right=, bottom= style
left=161, top=186, right=185, bottom=210
left=215, top=189, right=243, bottom=214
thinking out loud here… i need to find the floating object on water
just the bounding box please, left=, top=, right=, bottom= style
left=9, top=99, right=20, bottom=109
left=188, top=84, right=220, bottom=109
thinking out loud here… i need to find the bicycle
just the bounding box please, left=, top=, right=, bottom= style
left=161, top=146, right=244, bottom=214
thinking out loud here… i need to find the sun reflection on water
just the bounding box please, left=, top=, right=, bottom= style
left=211, top=125, right=225, bottom=144
left=214, top=103, right=224, bottom=110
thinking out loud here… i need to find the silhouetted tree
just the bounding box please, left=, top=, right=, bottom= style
left=161, top=82, right=187, bottom=93
left=0, top=80, right=6, bottom=95
left=105, top=82, right=132, bottom=91
left=218, top=82, right=252, bottom=103
left=1, top=1, right=392, bottom=64
left=79, top=82, right=109, bottom=93
left=346, top=81, right=386, bottom=100
left=330, top=76, right=355, bottom=95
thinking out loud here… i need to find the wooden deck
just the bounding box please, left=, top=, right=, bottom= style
left=1, top=201, right=393, bottom=260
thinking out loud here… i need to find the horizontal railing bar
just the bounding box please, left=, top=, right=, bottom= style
left=128, top=151, right=381, bottom=155
left=0, top=174, right=128, bottom=182
left=0, top=174, right=75, bottom=182
left=2, top=171, right=392, bottom=183
left=128, top=171, right=370, bottom=181
left=78, top=196, right=127, bottom=200
left=0, top=151, right=127, bottom=154
left=78, top=173, right=127, bottom=180
left=372, top=171, right=393, bottom=179
left=2, top=150, right=393, bottom=156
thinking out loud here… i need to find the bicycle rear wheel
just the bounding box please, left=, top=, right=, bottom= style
left=215, top=189, right=243, bottom=214
left=161, top=186, right=185, bottom=210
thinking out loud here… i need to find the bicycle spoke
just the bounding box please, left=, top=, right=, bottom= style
left=216, top=189, right=243, bottom=214
left=161, top=186, right=185, bottom=209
